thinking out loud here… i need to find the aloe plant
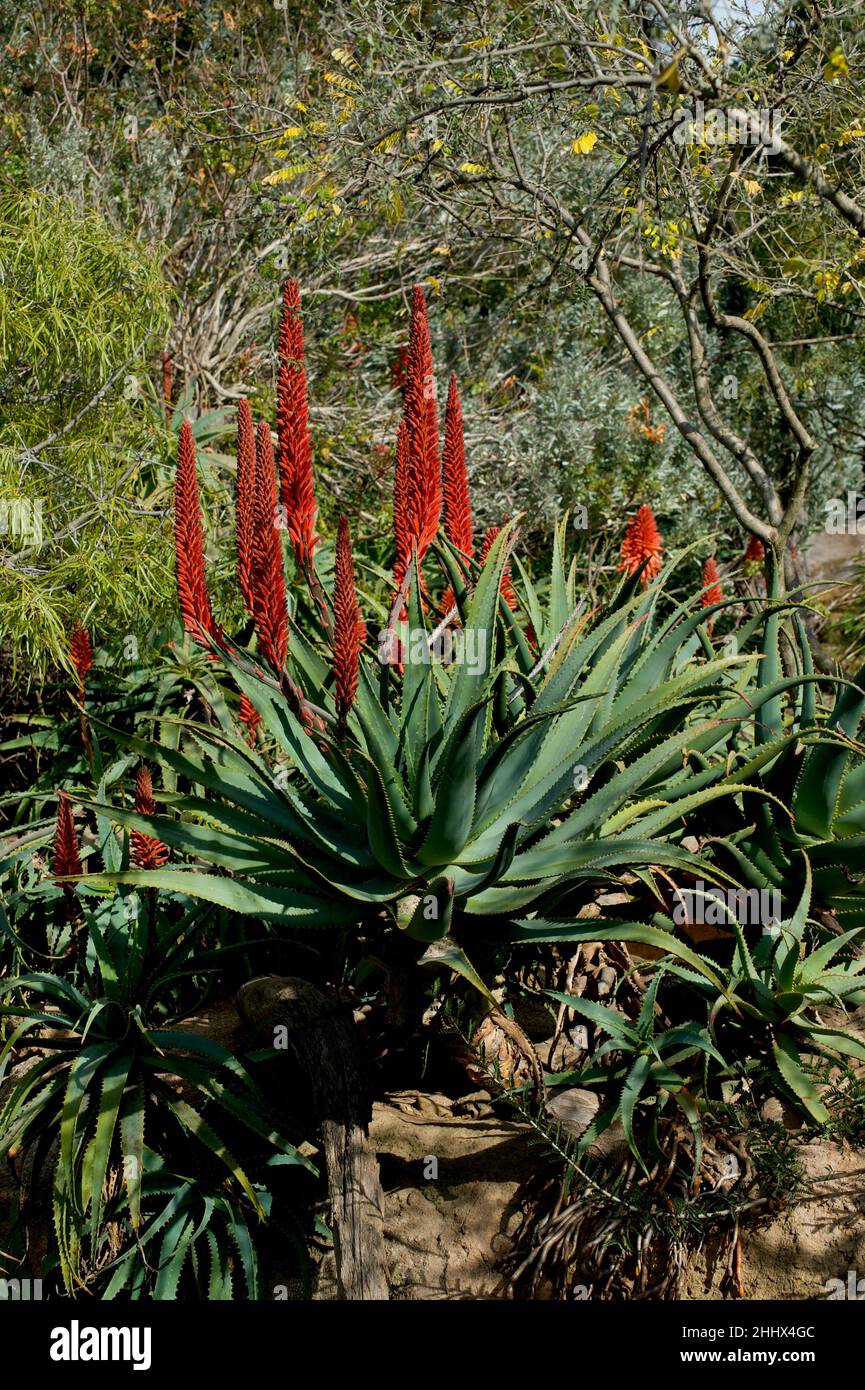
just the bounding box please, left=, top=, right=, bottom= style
left=100, top=1162, right=287, bottom=1300
left=70, top=285, right=840, bottom=1005
left=702, top=562, right=865, bottom=930
left=544, top=967, right=724, bottom=1173
left=713, top=860, right=865, bottom=1125
left=0, top=882, right=311, bottom=1292
left=75, top=519, right=820, bottom=1013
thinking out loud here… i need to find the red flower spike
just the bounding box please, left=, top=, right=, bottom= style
left=443, top=373, right=473, bottom=562
left=251, top=421, right=289, bottom=673
left=479, top=526, right=518, bottom=611
left=134, top=765, right=156, bottom=813
left=743, top=535, right=764, bottom=567
left=702, top=556, right=723, bottom=609
left=174, top=421, right=223, bottom=649
left=69, top=623, right=93, bottom=699
left=439, top=585, right=458, bottom=621
left=333, top=516, right=363, bottom=722
left=618, top=504, right=663, bottom=587
left=701, top=556, right=723, bottom=636
left=238, top=693, right=261, bottom=744
left=402, top=285, right=441, bottom=559
left=276, top=279, right=319, bottom=568
left=235, top=399, right=257, bottom=614
left=743, top=534, right=766, bottom=589
left=130, top=765, right=169, bottom=870
left=393, top=419, right=412, bottom=593
left=162, top=352, right=174, bottom=427
left=53, top=791, right=82, bottom=882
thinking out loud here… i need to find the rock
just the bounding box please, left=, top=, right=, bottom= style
left=511, top=994, right=558, bottom=1042
left=543, top=1088, right=629, bottom=1161
left=760, top=1097, right=784, bottom=1123
left=596, top=966, right=617, bottom=996
left=759, top=1096, right=804, bottom=1131
left=577, top=902, right=602, bottom=920
left=545, top=1087, right=599, bottom=1138
left=586, top=1121, right=629, bottom=1162
left=536, top=1034, right=586, bottom=1073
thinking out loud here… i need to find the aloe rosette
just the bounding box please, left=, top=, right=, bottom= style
left=78, top=522, right=819, bottom=1002
left=73, top=280, right=864, bottom=997
left=695, top=559, right=865, bottom=932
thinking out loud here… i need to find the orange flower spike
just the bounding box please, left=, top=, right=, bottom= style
left=333, top=516, right=363, bottom=724
left=443, top=373, right=473, bottom=562
left=392, top=419, right=412, bottom=593
left=403, top=285, right=441, bottom=558
left=743, top=535, right=764, bottom=570
left=130, top=766, right=169, bottom=870
left=174, top=421, right=223, bottom=649
left=235, top=398, right=257, bottom=614
left=251, top=421, right=289, bottom=673
left=701, top=556, right=723, bottom=636
left=69, top=623, right=93, bottom=700
left=702, top=556, right=723, bottom=608
left=479, top=526, right=518, bottom=611
left=618, top=504, right=663, bottom=587
left=53, top=791, right=83, bottom=883
left=276, top=278, right=318, bottom=568
left=238, top=694, right=261, bottom=745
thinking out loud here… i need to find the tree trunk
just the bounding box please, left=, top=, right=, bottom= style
left=236, top=975, right=389, bottom=1300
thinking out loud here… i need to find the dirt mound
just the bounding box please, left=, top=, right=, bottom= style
left=314, top=1092, right=865, bottom=1302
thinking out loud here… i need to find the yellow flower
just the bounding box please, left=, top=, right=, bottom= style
left=823, top=48, right=849, bottom=82
left=571, top=131, right=597, bottom=155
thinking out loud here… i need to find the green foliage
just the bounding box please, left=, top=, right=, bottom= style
left=78, top=525, right=798, bottom=995
left=100, top=1164, right=275, bottom=1300
left=545, top=970, right=722, bottom=1174
left=710, top=595, right=865, bottom=930
left=0, top=190, right=166, bottom=409
left=4, top=0, right=865, bottom=1303
left=518, top=854, right=865, bottom=1150
left=715, top=864, right=865, bottom=1125
left=0, top=882, right=311, bottom=1293
left=0, top=190, right=171, bottom=685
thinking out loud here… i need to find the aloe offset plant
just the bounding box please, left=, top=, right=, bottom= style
left=532, top=861, right=865, bottom=1169
left=699, top=559, right=865, bottom=931
left=715, top=861, right=865, bottom=1125
left=544, top=967, right=725, bottom=1173
left=0, top=797, right=312, bottom=1293
left=96, top=1163, right=292, bottom=1300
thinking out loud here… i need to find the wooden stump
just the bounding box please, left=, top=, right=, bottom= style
left=236, top=976, right=389, bottom=1301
